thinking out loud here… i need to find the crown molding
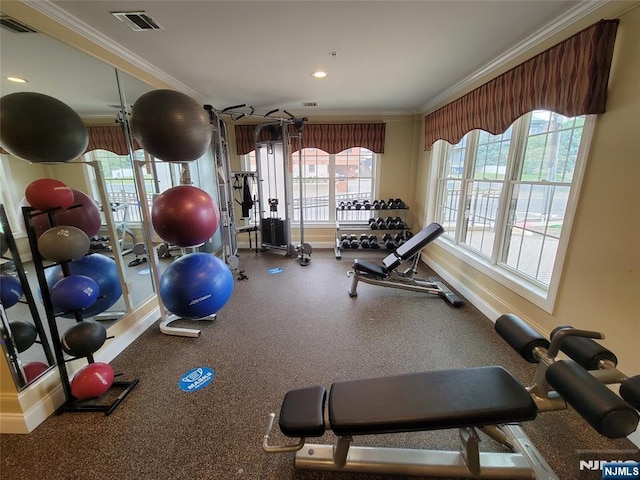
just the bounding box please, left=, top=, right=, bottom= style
left=419, top=0, right=614, bottom=114
left=21, top=0, right=211, bottom=106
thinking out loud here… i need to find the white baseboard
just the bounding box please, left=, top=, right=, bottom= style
left=422, top=252, right=501, bottom=322
left=422, top=253, right=639, bottom=449
left=0, top=304, right=160, bottom=434
left=236, top=241, right=336, bottom=250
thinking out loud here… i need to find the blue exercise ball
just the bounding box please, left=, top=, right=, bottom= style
left=0, top=275, right=23, bottom=309
left=45, top=254, right=121, bottom=318
left=50, top=275, right=99, bottom=314
left=159, top=253, right=233, bottom=319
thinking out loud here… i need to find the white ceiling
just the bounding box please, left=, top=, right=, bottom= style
left=0, top=1, right=633, bottom=117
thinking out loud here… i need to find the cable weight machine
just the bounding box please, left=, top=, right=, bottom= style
left=217, top=105, right=312, bottom=266
left=204, top=105, right=242, bottom=274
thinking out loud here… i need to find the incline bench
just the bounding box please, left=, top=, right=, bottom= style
left=347, top=222, right=463, bottom=307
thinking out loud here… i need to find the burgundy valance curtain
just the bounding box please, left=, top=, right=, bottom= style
left=235, top=123, right=386, bottom=156
left=1, top=125, right=136, bottom=157
left=423, top=19, right=619, bottom=150
left=85, top=126, right=137, bottom=156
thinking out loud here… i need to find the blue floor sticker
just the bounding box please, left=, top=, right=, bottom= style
left=179, top=367, right=215, bottom=392
left=268, top=267, right=283, bottom=275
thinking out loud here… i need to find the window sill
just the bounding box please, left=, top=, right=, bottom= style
left=435, top=237, right=555, bottom=314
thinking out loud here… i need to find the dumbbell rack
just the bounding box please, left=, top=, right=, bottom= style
left=22, top=206, right=138, bottom=416
left=335, top=199, right=410, bottom=260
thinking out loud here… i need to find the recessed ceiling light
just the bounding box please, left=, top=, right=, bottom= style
left=312, top=71, right=327, bottom=79
left=5, top=76, right=28, bottom=83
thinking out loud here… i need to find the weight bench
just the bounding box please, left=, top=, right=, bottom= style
left=347, top=222, right=463, bottom=307
left=262, top=314, right=640, bottom=479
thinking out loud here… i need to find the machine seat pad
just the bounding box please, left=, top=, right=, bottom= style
left=353, top=259, right=388, bottom=278
left=279, top=385, right=327, bottom=438
left=329, top=366, right=537, bottom=436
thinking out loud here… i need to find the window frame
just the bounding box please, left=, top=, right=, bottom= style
left=427, top=113, right=596, bottom=313
left=242, top=148, right=380, bottom=225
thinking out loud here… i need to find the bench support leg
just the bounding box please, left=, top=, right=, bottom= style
left=347, top=271, right=360, bottom=297
left=333, top=435, right=353, bottom=467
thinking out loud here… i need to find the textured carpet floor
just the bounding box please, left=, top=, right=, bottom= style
left=1, top=249, right=636, bottom=480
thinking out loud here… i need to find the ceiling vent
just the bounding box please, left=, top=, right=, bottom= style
left=302, top=102, right=318, bottom=107
left=0, top=16, right=38, bottom=33
left=111, top=11, right=164, bottom=31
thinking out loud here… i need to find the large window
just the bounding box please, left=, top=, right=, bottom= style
left=433, top=110, right=592, bottom=308
left=244, top=146, right=378, bottom=223
left=85, top=149, right=155, bottom=223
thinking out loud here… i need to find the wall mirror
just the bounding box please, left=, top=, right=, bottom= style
left=0, top=13, right=157, bottom=389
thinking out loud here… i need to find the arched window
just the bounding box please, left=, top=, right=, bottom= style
left=242, top=146, right=378, bottom=223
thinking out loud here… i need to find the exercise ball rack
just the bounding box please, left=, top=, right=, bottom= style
left=22, top=204, right=138, bottom=416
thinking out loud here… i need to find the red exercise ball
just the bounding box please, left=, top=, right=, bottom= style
left=70, top=362, right=115, bottom=400
left=19, top=189, right=101, bottom=239
left=23, top=361, right=49, bottom=383
left=151, top=186, right=220, bottom=247
left=25, top=178, right=74, bottom=212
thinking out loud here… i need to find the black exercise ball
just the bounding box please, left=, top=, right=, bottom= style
left=61, top=320, right=107, bottom=357
left=0, top=231, right=8, bottom=257
left=130, top=89, right=211, bottom=162
left=8, top=320, right=37, bottom=353
left=0, top=92, right=88, bottom=163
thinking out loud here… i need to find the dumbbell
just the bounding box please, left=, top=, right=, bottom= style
left=395, top=198, right=406, bottom=209
left=340, top=234, right=350, bottom=250
left=360, top=234, right=370, bottom=248
left=363, top=201, right=372, bottom=210
left=369, top=235, right=380, bottom=249
left=378, top=200, right=388, bottom=209
left=339, top=201, right=346, bottom=210
left=354, top=201, right=362, bottom=210
left=385, top=239, right=396, bottom=250
left=382, top=233, right=393, bottom=243
left=372, top=200, right=381, bottom=210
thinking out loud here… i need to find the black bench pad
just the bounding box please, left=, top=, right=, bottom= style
left=279, top=385, right=326, bottom=437
left=328, top=366, right=537, bottom=436
left=353, top=259, right=388, bottom=277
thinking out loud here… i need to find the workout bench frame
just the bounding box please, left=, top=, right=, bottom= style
left=347, top=223, right=463, bottom=307
left=262, top=315, right=640, bottom=479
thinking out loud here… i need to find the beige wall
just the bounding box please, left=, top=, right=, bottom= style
left=421, top=5, right=640, bottom=373
left=226, top=114, right=421, bottom=245
left=2, top=0, right=638, bottom=431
